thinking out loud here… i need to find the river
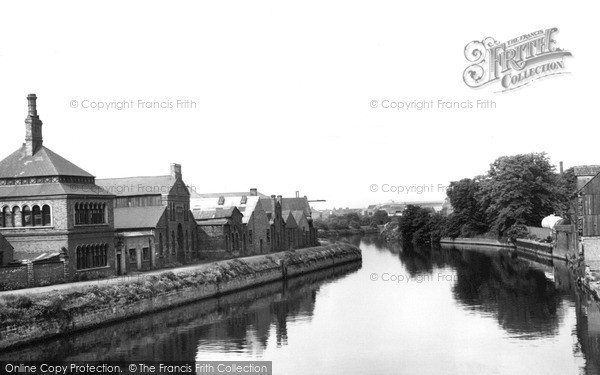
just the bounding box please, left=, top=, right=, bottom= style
left=2, top=235, right=599, bottom=374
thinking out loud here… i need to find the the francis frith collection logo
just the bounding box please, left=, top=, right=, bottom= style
left=463, top=27, right=572, bottom=92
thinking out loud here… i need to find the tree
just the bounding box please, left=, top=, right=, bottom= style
left=371, top=210, right=391, bottom=226
left=445, top=177, right=489, bottom=238
left=481, top=153, right=563, bottom=236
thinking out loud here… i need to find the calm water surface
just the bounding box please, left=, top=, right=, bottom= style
left=3, top=235, right=600, bottom=374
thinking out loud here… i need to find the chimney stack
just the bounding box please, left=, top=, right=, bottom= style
left=250, top=188, right=258, bottom=196
left=25, top=94, right=43, bottom=156
left=295, top=191, right=299, bottom=198
left=559, top=161, right=564, bottom=174
left=170, top=163, right=182, bottom=179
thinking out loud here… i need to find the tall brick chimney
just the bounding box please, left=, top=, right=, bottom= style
left=25, top=94, right=43, bottom=156
left=170, top=163, right=182, bottom=180
left=250, top=188, right=258, bottom=196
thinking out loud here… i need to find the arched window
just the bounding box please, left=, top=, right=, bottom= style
left=32, top=205, right=42, bottom=226
left=42, top=205, right=51, bottom=226
left=158, top=233, right=163, bottom=255
left=1, top=206, right=9, bottom=227
left=22, top=206, right=32, bottom=227
left=12, top=206, right=21, bottom=227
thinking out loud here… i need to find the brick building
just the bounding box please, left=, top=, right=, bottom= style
left=280, top=196, right=318, bottom=247
left=574, top=168, right=600, bottom=271
left=96, top=164, right=199, bottom=270
left=194, top=207, right=244, bottom=258
left=0, top=233, right=14, bottom=266
left=0, top=94, right=116, bottom=280
left=191, top=188, right=270, bottom=255
left=260, top=195, right=286, bottom=252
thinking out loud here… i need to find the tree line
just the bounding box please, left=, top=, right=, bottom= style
left=394, top=153, right=576, bottom=243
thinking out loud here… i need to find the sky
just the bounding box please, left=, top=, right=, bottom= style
left=0, top=1, right=597, bottom=210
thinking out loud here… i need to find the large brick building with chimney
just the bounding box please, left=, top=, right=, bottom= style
left=0, top=94, right=116, bottom=280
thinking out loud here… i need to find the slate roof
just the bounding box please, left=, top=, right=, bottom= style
left=574, top=165, right=600, bottom=177
left=190, top=190, right=269, bottom=199
left=0, top=145, right=94, bottom=179
left=193, top=207, right=236, bottom=221
left=0, top=182, right=113, bottom=198
left=282, top=210, right=298, bottom=228
left=191, top=194, right=262, bottom=224
left=97, top=175, right=183, bottom=197
left=261, top=197, right=312, bottom=218
left=197, top=218, right=229, bottom=226
left=291, top=210, right=306, bottom=225
left=113, top=206, right=166, bottom=230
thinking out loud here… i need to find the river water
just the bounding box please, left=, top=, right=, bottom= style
left=3, top=235, right=600, bottom=374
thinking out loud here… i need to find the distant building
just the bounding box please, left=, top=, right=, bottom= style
left=191, top=189, right=270, bottom=255
left=0, top=94, right=116, bottom=280
left=194, top=206, right=244, bottom=258
left=97, top=164, right=198, bottom=271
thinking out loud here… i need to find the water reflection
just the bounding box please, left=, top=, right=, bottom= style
left=0, top=261, right=361, bottom=362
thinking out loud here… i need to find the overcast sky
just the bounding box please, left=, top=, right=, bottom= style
left=0, top=1, right=596, bottom=209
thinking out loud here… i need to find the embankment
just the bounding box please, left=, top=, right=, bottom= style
left=0, top=243, right=361, bottom=350
left=439, top=237, right=515, bottom=249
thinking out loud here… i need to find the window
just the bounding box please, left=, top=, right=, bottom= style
left=12, top=207, right=21, bottom=227
left=158, top=233, right=164, bottom=255
left=1, top=207, right=10, bottom=227
left=240, top=196, right=247, bottom=204
left=22, top=205, right=33, bottom=227
left=266, top=229, right=271, bottom=244
left=129, top=249, right=137, bottom=263
left=32, top=206, right=42, bottom=226
left=218, top=196, right=225, bottom=205
left=75, top=202, right=106, bottom=225
left=76, top=244, right=108, bottom=270
left=249, top=230, right=253, bottom=244
left=142, top=247, right=150, bottom=261
left=42, top=205, right=51, bottom=226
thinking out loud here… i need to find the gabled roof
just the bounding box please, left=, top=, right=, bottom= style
left=282, top=210, right=298, bottom=228
left=291, top=210, right=307, bottom=224
left=114, top=206, right=166, bottom=230
left=0, top=145, right=94, bottom=179
left=281, top=197, right=312, bottom=218
left=97, top=175, right=186, bottom=197
left=260, top=197, right=275, bottom=213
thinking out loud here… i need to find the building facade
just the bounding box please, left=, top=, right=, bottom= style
left=0, top=94, right=116, bottom=280
left=96, top=164, right=199, bottom=270
left=191, top=188, right=270, bottom=255
left=194, top=207, right=244, bottom=258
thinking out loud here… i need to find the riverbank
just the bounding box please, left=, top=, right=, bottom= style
left=439, top=237, right=515, bottom=248
left=318, top=227, right=380, bottom=237
left=0, top=243, right=362, bottom=350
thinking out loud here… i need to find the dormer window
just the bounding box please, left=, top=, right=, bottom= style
left=241, top=196, right=247, bottom=205
left=218, top=196, right=225, bottom=205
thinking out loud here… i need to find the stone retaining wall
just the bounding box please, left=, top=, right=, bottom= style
left=0, top=243, right=361, bottom=350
